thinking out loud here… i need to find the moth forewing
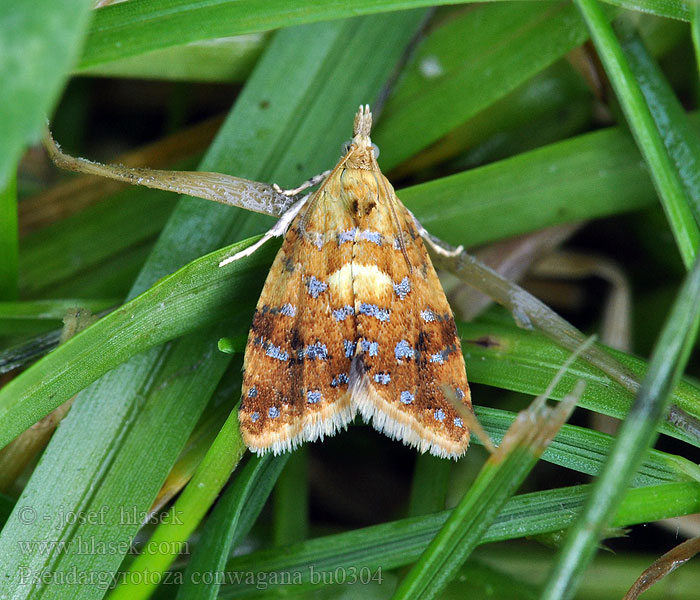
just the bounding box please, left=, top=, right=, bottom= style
left=237, top=105, right=472, bottom=459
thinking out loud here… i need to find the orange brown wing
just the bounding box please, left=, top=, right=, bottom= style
left=239, top=178, right=359, bottom=455
left=348, top=171, right=472, bottom=459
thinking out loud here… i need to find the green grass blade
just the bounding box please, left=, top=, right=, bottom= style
left=375, top=1, right=597, bottom=170
left=79, top=0, right=691, bottom=71
left=148, top=364, right=241, bottom=514
left=80, top=0, right=448, bottom=68
left=174, top=455, right=289, bottom=600
left=19, top=188, right=174, bottom=298
left=273, top=448, right=309, bottom=545
left=402, top=121, right=675, bottom=248
left=2, top=322, right=233, bottom=597
left=217, top=482, right=700, bottom=598
left=79, top=33, right=267, bottom=82
left=693, top=3, right=700, bottom=76
left=541, top=254, right=700, bottom=599
left=443, top=562, right=539, bottom=600
left=407, top=454, right=451, bottom=516
left=459, top=316, right=700, bottom=446
left=0, top=0, right=93, bottom=187
left=474, top=543, right=700, bottom=600
left=0, top=239, right=272, bottom=450
left=475, top=406, right=700, bottom=486
left=603, top=0, right=689, bottom=21
left=106, top=408, right=246, bottom=600
left=403, top=61, right=592, bottom=174
left=0, top=174, right=18, bottom=301
left=574, top=0, right=699, bottom=268
left=48, top=245, right=151, bottom=300
left=0, top=299, right=116, bottom=336
left=621, top=31, right=700, bottom=226
left=393, top=387, right=580, bottom=600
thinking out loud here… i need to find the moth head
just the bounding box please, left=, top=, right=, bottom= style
left=340, top=105, right=380, bottom=167
left=349, top=104, right=375, bottom=150
left=340, top=140, right=380, bottom=159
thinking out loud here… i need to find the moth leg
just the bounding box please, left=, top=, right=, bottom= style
left=43, top=127, right=293, bottom=217
left=406, top=208, right=464, bottom=258
left=218, top=194, right=309, bottom=266
left=273, top=169, right=332, bottom=197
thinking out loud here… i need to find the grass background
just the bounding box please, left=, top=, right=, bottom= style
left=2, top=1, right=700, bottom=598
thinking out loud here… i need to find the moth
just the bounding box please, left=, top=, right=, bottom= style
left=45, top=105, right=473, bottom=459
left=232, top=106, right=472, bottom=459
